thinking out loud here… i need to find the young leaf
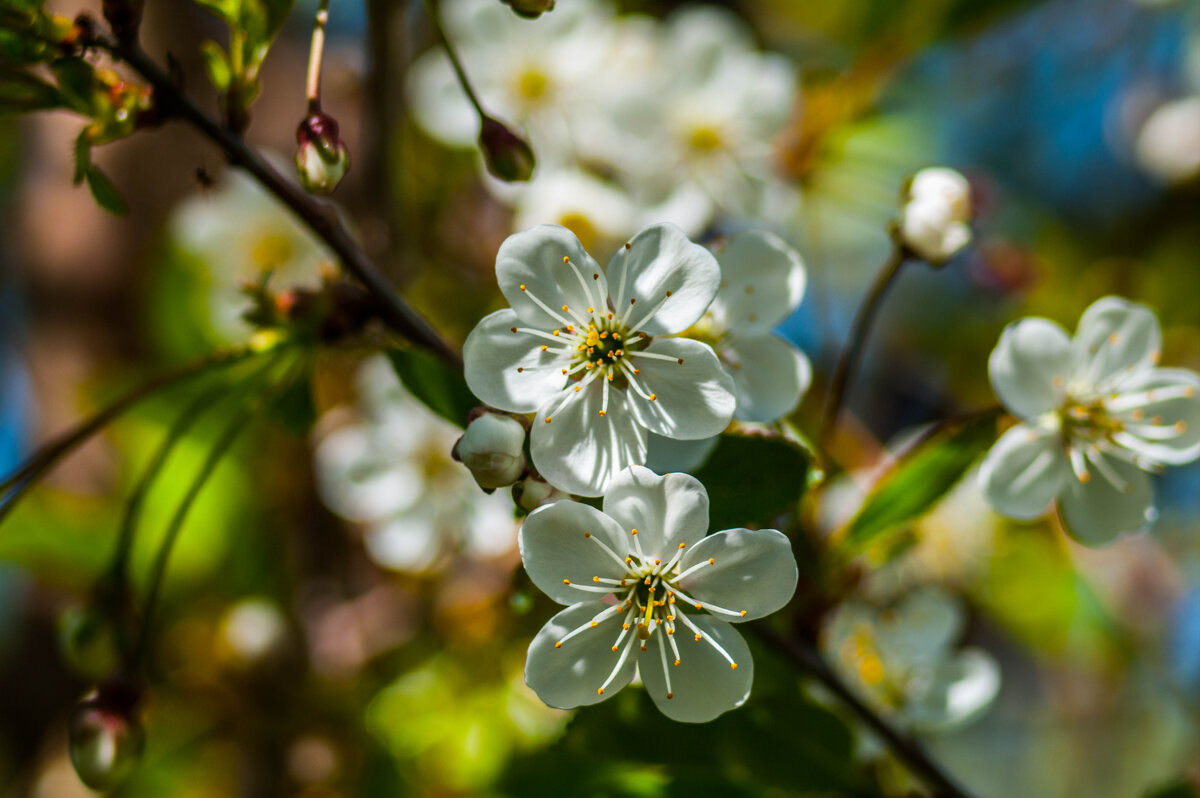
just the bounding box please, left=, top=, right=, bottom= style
left=837, top=411, right=999, bottom=554
left=386, top=347, right=477, bottom=428
left=692, top=434, right=809, bottom=531
left=50, top=57, right=98, bottom=114
left=72, top=128, right=91, bottom=185
left=199, top=40, right=231, bottom=92
left=84, top=166, right=129, bottom=215
left=0, top=68, right=63, bottom=112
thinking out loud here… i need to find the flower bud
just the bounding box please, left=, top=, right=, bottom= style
left=479, top=116, right=536, bottom=182
left=57, top=605, right=122, bottom=682
left=898, top=167, right=972, bottom=265
left=512, top=474, right=568, bottom=512
left=500, top=0, right=556, bottom=18
left=452, top=412, right=527, bottom=490
left=295, top=110, right=350, bottom=195
left=68, top=683, right=145, bottom=791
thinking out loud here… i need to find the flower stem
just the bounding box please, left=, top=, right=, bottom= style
left=305, top=0, right=331, bottom=112
left=129, top=352, right=307, bottom=672
left=0, top=343, right=269, bottom=527
left=750, top=623, right=978, bottom=798
left=819, top=245, right=907, bottom=454
left=421, top=0, right=486, bottom=121
left=79, top=18, right=462, bottom=369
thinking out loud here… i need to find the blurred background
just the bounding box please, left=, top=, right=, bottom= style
left=3, top=0, right=1200, bottom=795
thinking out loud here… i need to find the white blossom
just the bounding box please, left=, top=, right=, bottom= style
left=520, top=466, right=798, bottom=722
left=463, top=223, right=736, bottom=497
left=898, top=167, right=972, bottom=264
left=1134, top=95, right=1200, bottom=185
left=314, top=357, right=518, bottom=571
left=822, top=588, right=1000, bottom=731
left=979, top=296, right=1200, bottom=544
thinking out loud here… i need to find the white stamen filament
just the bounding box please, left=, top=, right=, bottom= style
left=519, top=285, right=575, bottom=327
left=629, top=350, right=686, bottom=365
left=1106, top=385, right=1197, bottom=413
left=671, top=587, right=745, bottom=619
left=625, top=292, right=674, bottom=332
left=615, top=243, right=632, bottom=313
left=1068, top=446, right=1091, bottom=483
left=657, top=629, right=674, bottom=698
left=584, top=532, right=636, bottom=571
left=514, top=325, right=585, bottom=346
left=630, top=528, right=646, bottom=561
left=617, top=361, right=656, bottom=401
left=1084, top=448, right=1130, bottom=493
left=1125, top=422, right=1188, bottom=440
left=674, top=557, right=715, bottom=583
left=557, top=603, right=623, bottom=647
left=563, top=257, right=605, bottom=314
left=598, top=632, right=638, bottom=695
left=674, top=607, right=738, bottom=669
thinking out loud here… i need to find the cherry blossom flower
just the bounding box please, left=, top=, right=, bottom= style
left=979, top=296, right=1200, bottom=544
left=520, top=466, right=797, bottom=722
left=898, top=167, right=972, bottom=264
left=463, top=223, right=736, bottom=496
left=822, top=588, right=1000, bottom=731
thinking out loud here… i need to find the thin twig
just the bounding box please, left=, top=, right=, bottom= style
left=421, top=0, right=486, bottom=120
left=750, top=623, right=978, bottom=798
left=304, top=0, right=331, bottom=110
left=82, top=20, right=462, bottom=369
left=820, top=246, right=907, bottom=451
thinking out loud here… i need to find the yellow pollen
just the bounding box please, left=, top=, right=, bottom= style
left=574, top=386, right=581, bottom=392
left=590, top=621, right=597, bottom=627
left=562, top=305, right=569, bottom=312
left=625, top=557, right=632, bottom=564
left=555, top=641, right=562, bottom=648
left=597, top=688, right=604, bottom=695
left=1079, top=471, right=1092, bottom=483
left=622, top=623, right=629, bottom=630
left=585, top=329, right=600, bottom=346
left=654, top=558, right=661, bottom=565
left=678, top=543, right=685, bottom=549
left=694, top=603, right=702, bottom=610
left=584, top=532, right=591, bottom=537
left=730, top=663, right=738, bottom=670
left=739, top=610, right=747, bottom=617
left=593, top=576, right=600, bottom=582
left=1177, top=421, right=1189, bottom=433
left=562, top=579, right=570, bottom=584
left=587, top=306, right=594, bottom=313
left=553, top=330, right=560, bottom=336
left=674, top=659, right=681, bottom=666
left=561, top=368, right=567, bottom=375
left=1132, top=409, right=1146, bottom=421
left=519, top=284, right=527, bottom=291
left=631, top=528, right=638, bottom=535
left=606, top=374, right=614, bottom=381
left=545, top=417, right=552, bottom=423
left=598, top=410, right=606, bottom=416
left=694, top=634, right=701, bottom=642
left=1109, top=333, right=1119, bottom=344
left=666, top=627, right=674, bottom=635
left=612, top=645, right=618, bottom=652
left=541, top=345, right=548, bottom=351
left=649, top=393, right=657, bottom=401
left=562, top=256, right=569, bottom=263
left=708, top=558, right=714, bottom=564
left=607, top=313, right=614, bottom=320
left=634, top=368, right=641, bottom=375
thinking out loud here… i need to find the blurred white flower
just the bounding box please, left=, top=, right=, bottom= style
left=314, top=356, right=518, bottom=572
left=1134, top=96, right=1200, bottom=185
left=822, top=588, right=1000, bottom=731
left=463, top=223, right=736, bottom=496
left=168, top=163, right=333, bottom=339
left=512, top=169, right=637, bottom=254
left=219, top=598, right=289, bottom=665
left=979, top=296, right=1200, bottom=545
left=898, top=167, right=972, bottom=264
left=520, top=466, right=797, bottom=722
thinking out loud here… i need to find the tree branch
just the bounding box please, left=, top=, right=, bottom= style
left=81, top=18, right=462, bottom=369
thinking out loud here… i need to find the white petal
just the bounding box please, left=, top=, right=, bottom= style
left=877, top=588, right=964, bottom=668
left=626, top=338, right=736, bottom=440
left=1110, top=368, right=1200, bottom=464
left=1057, top=454, right=1153, bottom=545
left=530, top=381, right=647, bottom=497
left=525, top=603, right=637, bottom=710
left=907, top=648, right=1000, bottom=730
left=677, top=528, right=798, bottom=622
left=363, top=510, right=441, bottom=573
left=721, top=333, right=811, bottom=422
left=313, top=425, right=422, bottom=523
left=607, top=223, right=720, bottom=335
left=1070, top=296, right=1162, bottom=389
left=644, top=433, right=720, bottom=474
left=710, top=230, right=805, bottom=335
left=463, top=309, right=569, bottom=413
left=601, top=466, right=709, bottom=558
left=496, top=225, right=607, bottom=329
left=639, top=614, right=752, bottom=723
left=978, top=424, right=1069, bottom=520
left=519, top=500, right=631, bottom=605
left=988, top=317, right=1072, bottom=420
left=405, top=50, right=479, bottom=148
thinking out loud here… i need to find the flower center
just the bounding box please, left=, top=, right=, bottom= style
left=515, top=68, right=549, bottom=101
left=687, top=125, right=724, bottom=153
left=553, top=528, right=749, bottom=701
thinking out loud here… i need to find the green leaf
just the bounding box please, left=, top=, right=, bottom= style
left=1143, top=780, right=1200, bottom=798
left=49, top=57, right=97, bottom=113
left=199, top=40, right=231, bottom=91
left=268, top=366, right=317, bottom=436
left=72, top=128, right=90, bottom=184
left=84, top=166, right=129, bottom=215
left=386, top=347, right=477, bottom=428
left=0, top=67, right=62, bottom=112
left=692, top=434, right=809, bottom=531
left=838, top=411, right=998, bottom=553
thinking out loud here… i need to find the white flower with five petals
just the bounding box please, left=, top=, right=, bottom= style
left=979, top=296, right=1200, bottom=544
left=520, top=466, right=798, bottom=722
left=463, top=223, right=737, bottom=496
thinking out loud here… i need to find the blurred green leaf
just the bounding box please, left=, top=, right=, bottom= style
left=0, top=67, right=61, bottom=112
left=72, top=128, right=90, bottom=184
left=692, top=434, right=808, bottom=531
left=386, top=347, right=477, bottom=428
left=838, top=412, right=998, bottom=554
left=85, top=166, right=129, bottom=215
left=50, top=57, right=96, bottom=113
left=199, top=40, right=231, bottom=92
left=269, top=367, right=317, bottom=436
left=1144, top=780, right=1200, bottom=798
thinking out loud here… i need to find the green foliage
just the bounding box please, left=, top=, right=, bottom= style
left=1144, top=780, right=1200, bottom=798
left=268, top=365, right=317, bottom=435
left=0, top=67, right=62, bottom=112
left=692, top=434, right=809, bottom=531
left=837, top=412, right=998, bottom=554
left=84, top=165, right=129, bottom=215
left=386, top=347, right=478, bottom=428
left=193, top=0, right=295, bottom=128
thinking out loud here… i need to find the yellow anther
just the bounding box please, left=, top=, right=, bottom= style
left=633, top=368, right=641, bottom=375
left=666, top=627, right=674, bottom=635
left=1079, top=471, right=1092, bottom=483
left=593, top=576, right=600, bottom=582
left=545, top=417, right=552, bottom=423
left=606, top=374, right=614, bottom=381
left=510, top=326, right=518, bottom=333
left=555, top=641, right=562, bottom=648
left=673, top=659, right=680, bottom=666
left=631, top=528, right=638, bottom=535
left=541, top=345, right=548, bottom=351
left=694, top=634, right=701, bottom=642
left=708, top=558, right=715, bottom=564
left=563, top=579, right=571, bottom=584
left=1132, top=409, right=1146, bottom=421
left=553, top=330, right=560, bottom=336
left=590, top=621, right=598, bottom=627
left=654, top=558, right=661, bottom=565
left=597, top=688, right=604, bottom=695
left=587, top=307, right=594, bottom=313
left=583, top=532, right=591, bottom=538
left=598, top=410, right=606, bottom=416
left=575, top=386, right=581, bottom=392
left=562, top=304, right=569, bottom=311
left=730, top=663, right=738, bottom=670
left=622, top=623, right=629, bottom=630
left=640, top=645, right=648, bottom=651
left=519, top=284, right=527, bottom=291
left=649, top=393, right=657, bottom=401
left=694, top=603, right=702, bottom=610
left=607, top=313, right=614, bottom=320
left=739, top=610, right=747, bottom=617
left=562, top=256, right=569, bottom=263
left=1109, top=333, right=1119, bottom=344
left=612, top=645, right=618, bottom=652
left=665, top=290, right=673, bottom=297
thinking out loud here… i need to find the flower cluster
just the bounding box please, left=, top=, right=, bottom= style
left=980, top=296, right=1200, bottom=544
left=408, top=0, right=797, bottom=247
left=821, top=588, right=1000, bottom=731
left=519, top=466, right=798, bottom=722
left=314, top=356, right=519, bottom=571
left=464, top=223, right=810, bottom=496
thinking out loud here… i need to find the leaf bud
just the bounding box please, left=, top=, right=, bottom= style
left=452, top=411, right=528, bottom=491
left=295, top=109, right=350, bottom=195
left=478, top=116, right=536, bottom=182
left=68, top=681, right=145, bottom=791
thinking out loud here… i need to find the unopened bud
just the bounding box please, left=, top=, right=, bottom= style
left=897, top=167, right=972, bottom=265
left=452, top=412, right=527, bottom=490
left=57, top=605, right=122, bottom=682
left=512, top=475, right=568, bottom=512
left=295, top=110, right=350, bottom=195
left=500, top=0, right=556, bottom=18
left=68, top=683, right=144, bottom=791
left=479, top=116, right=536, bottom=182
